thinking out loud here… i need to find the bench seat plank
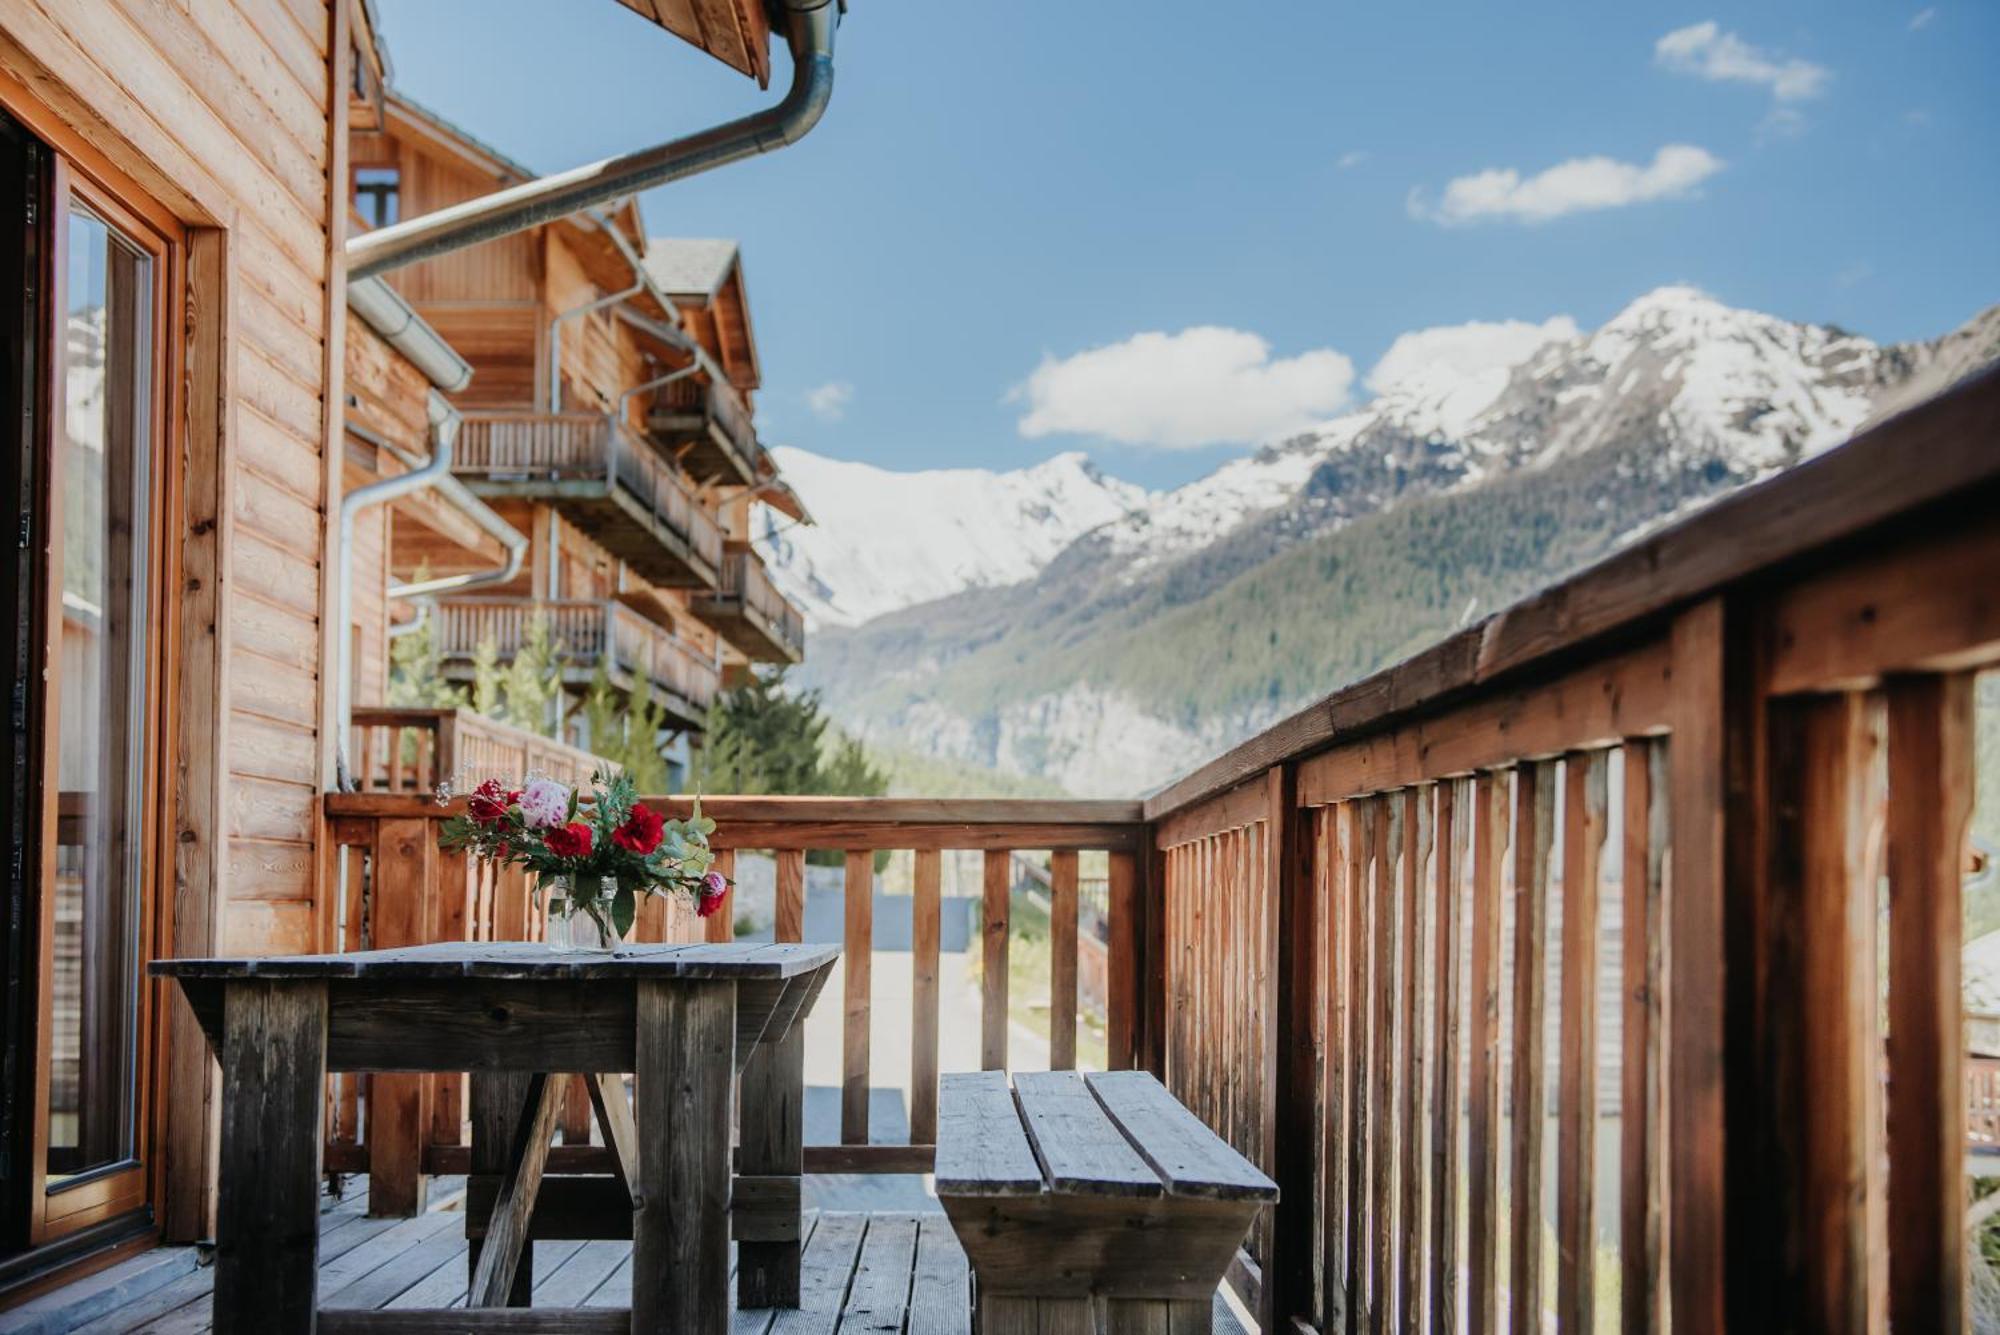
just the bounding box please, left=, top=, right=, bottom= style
left=1012, top=1071, right=1161, bottom=1197
left=1086, top=1072, right=1278, bottom=1202
left=934, top=1072, right=1043, bottom=1196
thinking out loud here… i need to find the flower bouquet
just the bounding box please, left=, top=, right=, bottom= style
left=439, top=769, right=728, bottom=952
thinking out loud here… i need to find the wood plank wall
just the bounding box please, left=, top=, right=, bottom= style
left=0, top=0, right=352, bottom=1240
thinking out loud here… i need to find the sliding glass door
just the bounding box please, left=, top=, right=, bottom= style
left=1, top=106, right=176, bottom=1258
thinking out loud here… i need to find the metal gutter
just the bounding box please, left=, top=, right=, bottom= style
left=347, top=276, right=472, bottom=392
left=345, top=0, right=838, bottom=279
left=342, top=417, right=529, bottom=601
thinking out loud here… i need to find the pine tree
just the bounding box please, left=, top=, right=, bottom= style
left=693, top=667, right=886, bottom=798
left=470, top=632, right=503, bottom=718
left=386, top=610, right=466, bottom=710
left=501, top=611, right=566, bottom=739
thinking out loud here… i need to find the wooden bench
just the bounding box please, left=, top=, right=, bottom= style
left=935, top=1069, right=1277, bottom=1334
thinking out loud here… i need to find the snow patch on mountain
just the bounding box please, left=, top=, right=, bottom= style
left=755, top=446, right=1149, bottom=628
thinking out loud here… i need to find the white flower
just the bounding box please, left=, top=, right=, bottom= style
left=518, top=778, right=572, bottom=829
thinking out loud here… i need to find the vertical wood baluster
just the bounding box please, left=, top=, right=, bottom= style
left=1107, top=850, right=1140, bottom=1071
left=1051, top=849, right=1079, bottom=1070
left=843, top=849, right=873, bottom=1145
left=1510, top=760, right=1555, bottom=1334
left=1467, top=770, right=1506, bottom=1335
left=1399, top=785, right=1433, bottom=1330
left=983, top=849, right=1011, bottom=1070
left=1324, top=804, right=1351, bottom=1333
left=1430, top=780, right=1466, bottom=1335
left=1621, top=740, right=1668, bottom=1335
left=1762, top=693, right=1884, bottom=1331
left=1346, top=799, right=1374, bottom=1333
left=705, top=847, right=736, bottom=943
left=1884, top=674, right=1972, bottom=1335
left=1557, top=751, right=1608, bottom=1333
left=912, top=849, right=942, bottom=1144
left=1370, top=795, right=1400, bottom=1333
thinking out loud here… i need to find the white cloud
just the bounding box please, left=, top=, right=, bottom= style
left=1757, top=106, right=1808, bottom=142
left=1411, top=144, right=1724, bottom=226
left=1012, top=327, right=1355, bottom=451
left=1337, top=150, right=1368, bottom=170
left=1655, top=21, right=1830, bottom=101
left=1367, top=317, right=1580, bottom=397
left=1910, top=7, right=1938, bottom=30
left=805, top=380, right=853, bottom=421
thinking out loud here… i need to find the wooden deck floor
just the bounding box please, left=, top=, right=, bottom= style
left=18, top=1181, right=1249, bottom=1334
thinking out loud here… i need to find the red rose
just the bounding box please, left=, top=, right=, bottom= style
left=467, top=779, right=520, bottom=826
left=697, top=887, right=727, bottom=919
left=543, top=821, right=593, bottom=859
left=612, top=802, right=664, bottom=855
left=468, top=794, right=508, bottom=825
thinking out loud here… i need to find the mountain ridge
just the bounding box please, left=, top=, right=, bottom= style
left=768, top=288, right=2000, bottom=796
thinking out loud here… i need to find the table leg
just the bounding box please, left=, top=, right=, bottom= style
left=635, top=979, right=734, bottom=1334
left=214, top=979, right=327, bottom=1334
left=467, top=1070, right=536, bottom=1306
left=736, top=1018, right=804, bottom=1307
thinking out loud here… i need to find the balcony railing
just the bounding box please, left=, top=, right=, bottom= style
left=346, top=707, right=612, bottom=795
left=454, top=411, right=723, bottom=588
left=432, top=597, right=719, bottom=727
left=646, top=375, right=762, bottom=486
left=691, top=546, right=807, bottom=663
left=317, top=371, right=2000, bottom=1331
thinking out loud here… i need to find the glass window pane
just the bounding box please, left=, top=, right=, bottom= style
left=47, top=202, right=152, bottom=1185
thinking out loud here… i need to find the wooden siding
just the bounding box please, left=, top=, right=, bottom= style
left=1, top=0, right=344, bottom=924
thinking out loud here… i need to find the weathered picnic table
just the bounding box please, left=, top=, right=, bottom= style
left=152, top=940, right=839, bottom=1335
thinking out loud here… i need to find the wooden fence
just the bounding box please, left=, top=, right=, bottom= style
left=314, top=369, right=2000, bottom=1331
left=1137, top=366, right=2000, bottom=1332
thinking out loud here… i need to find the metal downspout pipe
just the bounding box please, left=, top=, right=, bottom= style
left=344, top=0, right=838, bottom=280
left=334, top=388, right=460, bottom=790
left=547, top=263, right=645, bottom=414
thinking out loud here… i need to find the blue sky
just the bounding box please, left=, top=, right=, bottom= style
left=376, top=1, right=1999, bottom=488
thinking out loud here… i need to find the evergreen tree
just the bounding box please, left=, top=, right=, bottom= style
left=386, top=609, right=466, bottom=710
left=693, top=667, right=886, bottom=798
left=501, top=611, right=566, bottom=739
left=470, top=633, right=503, bottom=718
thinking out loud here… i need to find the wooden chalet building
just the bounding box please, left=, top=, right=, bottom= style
left=0, top=0, right=820, bottom=1303
left=342, top=91, right=810, bottom=789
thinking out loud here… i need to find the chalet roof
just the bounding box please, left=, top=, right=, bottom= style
left=642, top=239, right=740, bottom=301
left=385, top=93, right=536, bottom=185
left=610, top=0, right=775, bottom=87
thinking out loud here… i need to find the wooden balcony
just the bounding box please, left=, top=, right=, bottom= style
left=293, top=373, right=2000, bottom=1331
left=21, top=371, right=1988, bottom=1333
left=691, top=545, right=807, bottom=664
left=432, top=597, right=719, bottom=730
left=646, top=375, right=762, bottom=487
left=346, top=707, right=614, bottom=796
left=454, top=412, right=724, bottom=589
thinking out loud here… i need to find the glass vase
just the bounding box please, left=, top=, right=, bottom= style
left=545, top=875, right=620, bottom=953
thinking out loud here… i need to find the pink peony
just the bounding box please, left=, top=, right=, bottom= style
left=518, top=778, right=571, bottom=829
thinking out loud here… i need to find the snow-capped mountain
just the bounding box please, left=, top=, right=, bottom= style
left=789, top=288, right=1999, bottom=795
left=755, top=446, right=1148, bottom=628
